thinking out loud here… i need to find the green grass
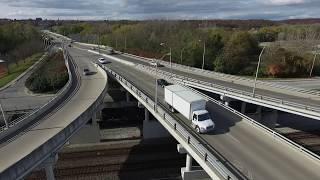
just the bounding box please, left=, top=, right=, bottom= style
left=0, top=53, right=43, bottom=88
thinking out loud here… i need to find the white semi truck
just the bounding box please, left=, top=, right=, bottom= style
left=164, top=85, right=215, bottom=133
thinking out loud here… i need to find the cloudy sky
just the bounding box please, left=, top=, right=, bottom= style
left=0, top=0, right=319, bottom=20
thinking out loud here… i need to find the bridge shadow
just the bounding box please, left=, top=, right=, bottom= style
left=117, top=138, right=184, bottom=180
left=194, top=89, right=242, bottom=135
left=205, top=100, right=242, bottom=135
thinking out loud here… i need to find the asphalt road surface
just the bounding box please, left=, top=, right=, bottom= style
left=72, top=46, right=320, bottom=180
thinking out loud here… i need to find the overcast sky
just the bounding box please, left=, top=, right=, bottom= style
left=0, top=0, right=319, bottom=20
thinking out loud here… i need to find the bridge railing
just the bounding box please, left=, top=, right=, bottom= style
left=121, top=52, right=320, bottom=96
left=135, top=64, right=320, bottom=163
left=0, top=48, right=74, bottom=135
left=102, top=65, right=246, bottom=180
left=135, top=64, right=320, bottom=118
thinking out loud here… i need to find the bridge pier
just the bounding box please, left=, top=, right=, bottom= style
left=241, top=102, right=247, bottom=114
left=177, top=144, right=210, bottom=180
left=43, top=154, right=58, bottom=180
left=126, top=91, right=130, bottom=102
left=142, top=107, right=170, bottom=139
left=186, top=153, right=193, bottom=171
left=145, top=108, right=149, bottom=122
left=256, top=106, right=262, bottom=122
left=269, top=110, right=279, bottom=128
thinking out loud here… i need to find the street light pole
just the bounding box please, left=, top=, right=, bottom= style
left=310, top=46, right=319, bottom=77
left=202, top=41, right=206, bottom=70
left=180, top=47, right=185, bottom=64
left=98, top=32, right=101, bottom=55
left=252, top=46, right=266, bottom=97
left=160, top=42, right=172, bottom=77
left=170, top=47, right=172, bottom=77
left=124, top=36, right=127, bottom=52
left=155, top=59, right=158, bottom=111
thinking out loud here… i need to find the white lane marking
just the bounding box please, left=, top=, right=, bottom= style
left=227, top=133, right=241, bottom=144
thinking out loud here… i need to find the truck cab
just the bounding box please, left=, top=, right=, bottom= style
left=192, top=110, right=215, bottom=133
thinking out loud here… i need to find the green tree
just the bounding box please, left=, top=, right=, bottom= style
left=214, top=31, right=259, bottom=74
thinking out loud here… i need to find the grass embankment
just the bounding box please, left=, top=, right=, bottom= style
left=0, top=53, right=43, bottom=88
left=25, top=51, right=69, bottom=94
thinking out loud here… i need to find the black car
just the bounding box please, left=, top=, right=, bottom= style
left=157, top=79, right=169, bottom=88
left=83, top=68, right=90, bottom=75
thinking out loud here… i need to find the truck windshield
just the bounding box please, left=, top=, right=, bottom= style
left=198, top=113, right=210, bottom=121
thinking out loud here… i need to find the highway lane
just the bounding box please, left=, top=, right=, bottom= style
left=0, top=54, right=54, bottom=112
left=76, top=44, right=320, bottom=109
left=114, top=53, right=320, bottom=107
left=72, top=47, right=320, bottom=180
left=0, top=47, right=107, bottom=176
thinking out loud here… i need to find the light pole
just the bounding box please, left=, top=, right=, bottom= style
left=199, top=40, right=206, bottom=70
left=124, top=36, right=127, bottom=52
left=252, top=46, right=266, bottom=97
left=98, top=33, right=101, bottom=55
left=310, top=45, right=319, bottom=77
left=180, top=47, right=185, bottom=64
left=160, top=42, right=172, bottom=77
left=0, top=100, right=8, bottom=129
left=155, top=59, right=158, bottom=111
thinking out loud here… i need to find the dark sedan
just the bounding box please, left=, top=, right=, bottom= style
left=157, top=79, right=169, bottom=88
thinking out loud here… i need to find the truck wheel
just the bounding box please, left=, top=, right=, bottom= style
left=196, top=126, right=201, bottom=133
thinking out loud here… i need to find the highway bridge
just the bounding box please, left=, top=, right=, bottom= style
left=0, top=32, right=320, bottom=180
left=0, top=43, right=108, bottom=179
left=71, top=42, right=320, bottom=180
left=111, top=50, right=320, bottom=121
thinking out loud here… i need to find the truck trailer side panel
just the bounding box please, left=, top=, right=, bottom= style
left=165, top=85, right=207, bottom=120
left=172, top=92, right=192, bottom=120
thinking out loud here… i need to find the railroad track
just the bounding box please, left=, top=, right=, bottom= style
left=26, top=142, right=185, bottom=180
left=283, top=130, right=320, bottom=154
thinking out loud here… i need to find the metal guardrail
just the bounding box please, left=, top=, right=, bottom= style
left=0, top=48, right=74, bottom=133
left=136, top=64, right=320, bottom=118
left=121, top=52, right=320, bottom=96
left=101, top=65, right=243, bottom=180
left=135, top=64, right=320, bottom=163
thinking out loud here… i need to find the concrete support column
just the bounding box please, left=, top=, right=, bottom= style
left=178, top=145, right=210, bottom=180
left=186, top=153, right=193, bottom=171
left=92, top=109, right=102, bottom=126
left=270, top=110, right=279, bottom=128
left=43, top=154, right=58, bottom=180
left=126, top=91, right=130, bottom=102
left=256, top=106, right=262, bottom=122
left=92, top=113, right=97, bottom=126
left=241, top=102, right=246, bottom=114
left=144, top=108, right=149, bottom=122
left=44, top=164, right=55, bottom=180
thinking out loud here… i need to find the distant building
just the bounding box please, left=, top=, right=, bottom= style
left=36, top=18, right=42, bottom=22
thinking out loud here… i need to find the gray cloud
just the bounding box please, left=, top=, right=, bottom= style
left=0, top=0, right=319, bottom=20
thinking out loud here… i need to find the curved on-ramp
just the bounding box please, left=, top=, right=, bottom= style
left=0, top=47, right=108, bottom=179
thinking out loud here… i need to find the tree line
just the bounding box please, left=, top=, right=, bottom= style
left=0, top=22, right=43, bottom=69
left=53, top=21, right=320, bottom=78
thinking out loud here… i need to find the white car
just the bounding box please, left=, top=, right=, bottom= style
left=98, top=57, right=109, bottom=64
left=149, top=60, right=160, bottom=66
